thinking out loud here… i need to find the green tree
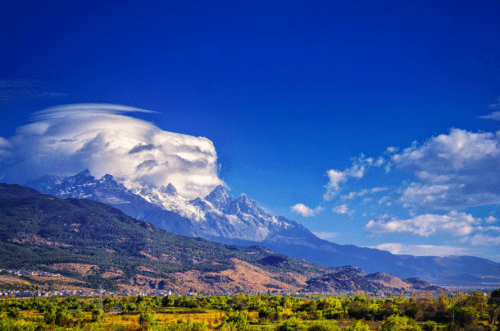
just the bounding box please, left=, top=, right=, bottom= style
left=6, top=307, right=21, bottom=320
left=55, top=308, right=73, bottom=327
left=43, top=308, right=56, bottom=324
left=276, top=317, right=307, bottom=331
left=345, top=321, right=371, bottom=331
left=258, top=307, right=274, bottom=321
left=139, top=311, right=156, bottom=326
left=421, top=320, right=438, bottom=331
left=91, top=308, right=103, bottom=322
left=307, top=323, right=341, bottom=331
left=381, top=315, right=421, bottom=331
left=218, top=310, right=249, bottom=330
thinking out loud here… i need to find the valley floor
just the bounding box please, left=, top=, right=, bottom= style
left=1, top=290, right=499, bottom=331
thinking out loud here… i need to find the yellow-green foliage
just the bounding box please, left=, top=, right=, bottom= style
left=0, top=290, right=499, bottom=331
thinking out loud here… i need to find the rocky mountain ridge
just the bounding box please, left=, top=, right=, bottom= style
left=27, top=171, right=298, bottom=242
left=25, top=171, right=500, bottom=285
left=0, top=183, right=437, bottom=294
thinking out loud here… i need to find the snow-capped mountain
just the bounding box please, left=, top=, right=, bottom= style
left=25, top=170, right=500, bottom=285
left=26, top=170, right=301, bottom=242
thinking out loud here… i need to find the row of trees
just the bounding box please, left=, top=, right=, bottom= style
left=1, top=290, right=499, bottom=330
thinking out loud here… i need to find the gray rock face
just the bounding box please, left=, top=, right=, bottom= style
left=205, top=185, right=232, bottom=210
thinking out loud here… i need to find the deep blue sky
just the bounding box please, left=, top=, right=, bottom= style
left=1, top=0, right=500, bottom=260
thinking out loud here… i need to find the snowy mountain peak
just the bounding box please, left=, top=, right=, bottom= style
left=26, top=170, right=297, bottom=242
left=227, top=194, right=269, bottom=218
left=75, top=169, right=93, bottom=179
left=96, top=174, right=125, bottom=190
left=205, top=185, right=233, bottom=211
left=67, top=169, right=95, bottom=185
left=161, top=183, right=178, bottom=197
left=98, top=174, right=114, bottom=184
left=80, top=168, right=91, bottom=176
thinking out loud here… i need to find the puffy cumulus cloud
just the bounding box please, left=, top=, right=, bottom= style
left=312, top=231, right=339, bottom=240
left=324, top=155, right=385, bottom=200
left=365, top=211, right=483, bottom=237
left=368, top=243, right=470, bottom=257
left=291, top=203, right=324, bottom=217
left=392, top=128, right=500, bottom=209
left=332, top=203, right=353, bottom=216
left=0, top=104, right=223, bottom=199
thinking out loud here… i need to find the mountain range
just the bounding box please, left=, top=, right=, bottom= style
left=26, top=170, right=500, bottom=286
left=0, top=183, right=439, bottom=294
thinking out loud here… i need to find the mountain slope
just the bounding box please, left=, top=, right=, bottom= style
left=26, top=171, right=298, bottom=242
left=25, top=171, right=500, bottom=285
left=0, top=183, right=322, bottom=292
left=0, top=183, right=432, bottom=294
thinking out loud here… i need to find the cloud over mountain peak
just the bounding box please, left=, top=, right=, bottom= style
left=0, top=104, right=223, bottom=199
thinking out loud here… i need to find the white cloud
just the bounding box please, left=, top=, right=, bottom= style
left=365, top=210, right=483, bottom=237
left=486, top=216, right=498, bottom=224
left=341, top=187, right=387, bottom=200
left=468, top=234, right=500, bottom=245
left=291, top=203, right=324, bottom=217
left=479, top=97, right=500, bottom=122
left=0, top=104, right=223, bottom=199
left=378, top=196, right=391, bottom=205
left=480, top=111, right=500, bottom=120
left=0, top=137, right=11, bottom=157
left=487, top=97, right=500, bottom=110
left=324, top=155, right=385, bottom=201
left=312, top=231, right=339, bottom=240
left=476, top=226, right=500, bottom=232
left=392, top=128, right=500, bottom=209
left=374, top=157, right=384, bottom=167
left=323, top=169, right=347, bottom=200
left=386, top=146, right=399, bottom=153
left=368, top=243, right=470, bottom=257
left=385, top=163, right=392, bottom=173
left=332, top=203, right=354, bottom=216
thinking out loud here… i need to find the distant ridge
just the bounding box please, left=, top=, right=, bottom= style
left=0, top=183, right=440, bottom=294
left=26, top=171, right=500, bottom=286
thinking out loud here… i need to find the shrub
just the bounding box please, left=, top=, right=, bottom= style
left=381, top=315, right=421, bottom=331
left=307, top=323, right=341, bottom=331
left=276, top=317, right=307, bottom=331
left=139, top=312, right=156, bottom=326
left=55, top=309, right=73, bottom=327
left=7, top=307, right=21, bottom=320
left=345, top=321, right=371, bottom=331
left=91, top=308, right=103, bottom=322
left=421, top=320, right=438, bottom=331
